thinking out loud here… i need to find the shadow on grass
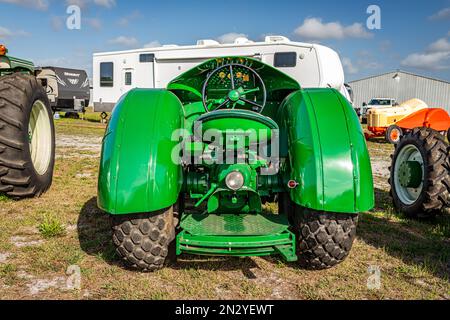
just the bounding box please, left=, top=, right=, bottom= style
left=77, top=197, right=119, bottom=267
left=78, top=197, right=261, bottom=277
left=358, top=188, right=450, bottom=281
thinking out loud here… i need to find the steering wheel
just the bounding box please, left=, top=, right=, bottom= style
left=202, top=63, right=267, bottom=114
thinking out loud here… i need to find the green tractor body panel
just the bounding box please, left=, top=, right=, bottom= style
left=98, top=56, right=374, bottom=263
left=280, top=89, right=374, bottom=213
left=98, top=89, right=184, bottom=214
left=0, top=54, right=35, bottom=76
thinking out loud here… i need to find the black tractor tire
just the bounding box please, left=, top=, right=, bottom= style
left=112, top=206, right=176, bottom=272
left=280, top=195, right=358, bottom=270
left=0, top=73, right=55, bottom=198
left=293, top=208, right=358, bottom=270
left=386, top=125, right=403, bottom=144
left=389, top=128, right=450, bottom=219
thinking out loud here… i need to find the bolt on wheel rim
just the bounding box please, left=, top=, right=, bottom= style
left=394, top=144, right=425, bottom=205
left=29, top=100, right=52, bottom=175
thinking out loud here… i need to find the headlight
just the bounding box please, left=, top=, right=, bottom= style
left=225, top=171, right=245, bottom=191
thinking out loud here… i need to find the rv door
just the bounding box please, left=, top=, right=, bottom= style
left=121, top=68, right=134, bottom=94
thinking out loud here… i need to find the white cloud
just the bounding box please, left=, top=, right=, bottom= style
left=108, top=36, right=139, bottom=48
left=93, top=0, right=115, bottom=8
left=429, top=7, right=450, bottom=20
left=401, top=33, right=450, bottom=70
left=144, top=41, right=161, bottom=48
left=428, top=37, right=450, bottom=52
left=216, top=33, right=248, bottom=44
left=66, top=0, right=115, bottom=9
left=34, top=57, right=73, bottom=67
left=66, top=0, right=88, bottom=9
left=401, top=52, right=450, bottom=70
left=0, top=26, right=30, bottom=39
left=342, top=57, right=359, bottom=74
left=0, top=0, right=48, bottom=10
left=294, top=17, right=372, bottom=40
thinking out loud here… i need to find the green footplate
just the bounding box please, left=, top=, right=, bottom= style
left=177, top=213, right=297, bottom=262
left=181, top=213, right=289, bottom=236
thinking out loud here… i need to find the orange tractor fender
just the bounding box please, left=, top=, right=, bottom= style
left=386, top=108, right=450, bottom=144
left=395, top=108, right=450, bottom=131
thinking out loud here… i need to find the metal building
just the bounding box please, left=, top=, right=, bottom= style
left=349, top=70, right=450, bottom=113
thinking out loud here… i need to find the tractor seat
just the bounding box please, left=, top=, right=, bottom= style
left=193, top=110, right=279, bottom=144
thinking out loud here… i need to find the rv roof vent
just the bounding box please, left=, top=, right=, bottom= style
left=265, top=36, right=290, bottom=43
left=234, top=37, right=253, bottom=45
left=197, top=39, right=220, bottom=46
left=162, top=44, right=178, bottom=48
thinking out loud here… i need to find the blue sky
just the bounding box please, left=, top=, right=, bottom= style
left=0, top=0, right=449, bottom=81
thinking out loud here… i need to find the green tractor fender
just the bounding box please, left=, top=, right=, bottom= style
left=0, top=53, right=35, bottom=76
left=279, top=88, right=374, bottom=214
left=98, top=89, right=184, bottom=215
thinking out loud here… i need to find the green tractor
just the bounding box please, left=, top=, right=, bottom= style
left=98, top=57, right=374, bottom=271
left=0, top=45, right=55, bottom=198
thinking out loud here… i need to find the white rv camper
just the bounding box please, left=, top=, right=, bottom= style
left=93, top=36, right=351, bottom=112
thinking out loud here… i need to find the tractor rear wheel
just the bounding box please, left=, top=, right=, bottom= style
left=280, top=195, right=358, bottom=270
left=112, top=206, right=176, bottom=272
left=293, top=208, right=358, bottom=270
left=389, top=128, right=450, bottom=218
left=0, top=73, right=55, bottom=198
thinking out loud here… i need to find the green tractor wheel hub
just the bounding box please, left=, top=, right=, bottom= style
left=398, top=161, right=423, bottom=188
left=394, top=144, right=424, bottom=205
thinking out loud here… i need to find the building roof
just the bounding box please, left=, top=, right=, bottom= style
left=349, top=70, right=450, bottom=85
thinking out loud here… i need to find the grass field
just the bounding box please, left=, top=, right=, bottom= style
left=0, top=118, right=449, bottom=300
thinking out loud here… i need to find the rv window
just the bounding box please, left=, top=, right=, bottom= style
left=274, top=52, right=297, bottom=68
left=125, top=72, right=132, bottom=86
left=140, top=54, right=155, bottom=63
left=100, top=62, right=114, bottom=87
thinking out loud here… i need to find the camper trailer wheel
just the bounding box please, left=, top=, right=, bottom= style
left=386, top=125, right=403, bottom=144
left=0, top=73, right=55, bottom=198
left=64, top=112, right=80, bottom=119
left=389, top=128, right=450, bottom=218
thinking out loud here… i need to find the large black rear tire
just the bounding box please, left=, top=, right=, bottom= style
left=0, top=73, right=55, bottom=198
left=112, top=206, right=176, bottom=272
left=389, top=128, right=450, bottom=219
left=279, top=195, right=358, bottom=270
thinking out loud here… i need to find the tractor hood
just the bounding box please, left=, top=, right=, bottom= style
left=167, top=57, right=300, bottom=103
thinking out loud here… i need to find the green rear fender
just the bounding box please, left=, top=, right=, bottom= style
left=280, top=89, right=374, bottom=214
left=98, top=89, right=184, bottom=215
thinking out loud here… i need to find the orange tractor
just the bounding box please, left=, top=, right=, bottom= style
left=385, top=108, right=450, bottom=144
left=364, top=98, right=450, bottom=144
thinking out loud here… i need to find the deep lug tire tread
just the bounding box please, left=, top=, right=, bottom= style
left=112, top=207, right=175, bottom=272
left=293, top=208, right=358, bottom=270
left=0, top=73, right=55, bottom=198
